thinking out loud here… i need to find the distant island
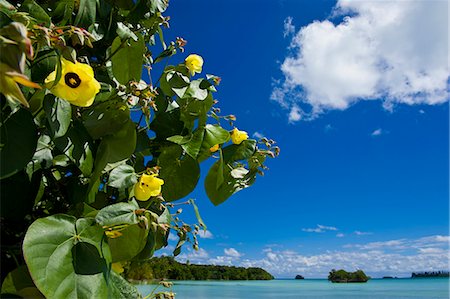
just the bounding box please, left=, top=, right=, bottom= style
left=328, top=269, right=369, bottom=283
left=126, top=256, right=274, bottom=281
left=411, top=271, right=449, bottom=278
left=295, top=275, right=305, bottom=280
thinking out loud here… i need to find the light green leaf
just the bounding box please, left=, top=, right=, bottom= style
left=116, top=22, right=138, bottom=41
left=19, top=0, right=51, bottom=26
left=22, top=215, right=111, bottom=299
left=189, top=199, right=206, bottom=230
left=95, top=199, right=140, bottom=227
left=111, top=35, right=145, bottom=84
left=108, top=271, right=140, bottom=299
left=107, top=164, right=137, bottom=191
left=108, top=223, right=149, bottom=262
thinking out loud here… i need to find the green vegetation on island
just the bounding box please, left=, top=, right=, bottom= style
left=125, top=257, right=274, bottom=281
left=411, top=271, right=449, bottom=278
left=328, top=269, right=369, bottom=283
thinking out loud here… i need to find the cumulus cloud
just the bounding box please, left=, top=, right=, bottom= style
left=242, top=235, right=449, bottom=278
left=302, top=224, right=338, bottom=233
left=224, top=248, right=242, bottom=258
left=198, top=230, right=214, bottom=239
left=273, top=0, right=449, bottom=121
left=336, top=233, right=345, bottom=238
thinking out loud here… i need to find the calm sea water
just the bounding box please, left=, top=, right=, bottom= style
left=137, top=278, right=449, bottom=299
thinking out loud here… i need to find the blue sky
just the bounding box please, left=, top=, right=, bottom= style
left=153, top=0, right=449, bottom=278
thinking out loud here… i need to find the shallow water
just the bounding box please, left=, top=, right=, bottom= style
left=137, top=278, right=449, bottom=299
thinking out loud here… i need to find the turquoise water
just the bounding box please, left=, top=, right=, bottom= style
left=137, top=278, right=449, bottom=299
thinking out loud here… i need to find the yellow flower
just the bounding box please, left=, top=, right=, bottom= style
left=185, top=54, right=203, bottom=76
left=231, top=128, right=248, bottom=145
left=209, top=144, right=220, bottom=152
left=134, top=173, right=164, bottom=201
left=112, top=262, right=124, bottom=274
left=45, top=58, right=100, bottom=107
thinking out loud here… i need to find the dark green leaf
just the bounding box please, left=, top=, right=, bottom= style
left=222, top=139, right=257, bottom=162
left=81, top=100, right=130, bottom=140
left=44, top=95, right=72, bottom=138
left=54, top=122, right=93, bottom=177
left=74, top=0, right=96, bottom=28
left=150, top=108, right=185, bottom=140
left=158, top=145, right=200, bottom=202
left=205, top=161, right=252, bottom=206
left=0, top=108, right=38, bottom=179
left=19, top=0, right=51, bottom=27
left=0, top=265, right=43, bottom=298
left=51, top=0, right=75, bottom=25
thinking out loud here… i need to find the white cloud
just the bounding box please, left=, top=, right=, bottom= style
left=302, top=224, right=338, bottom=233
left=288, top=104, right=302, bottom=122
left=198, top=230, right=214, bottom=239
left=336, top=233, right=345, bottom=238
left=371, top=129, right=382, bottom=136
left=241, top=235, right=449, bottom=278
left=252, top=131, right=264, bottom=139
left=273, top=0, right=449, bottom=121
left=283, top=16, right=295, bottom=37
left=354, top=231, right=373, bottom=236
left=224, top=248, right=242, bottom=258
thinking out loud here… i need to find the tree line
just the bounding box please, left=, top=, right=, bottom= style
left=126, top=257, right=274, bottom=281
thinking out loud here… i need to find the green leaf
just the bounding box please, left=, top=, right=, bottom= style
left=54, top=122, right=93, bottom=177
left=116, top=22, right=138, bottom=41
left=1, top=266, right=44, bottom=298
left=0, top=108, right=38, bottom=179
left=205, top=161, right=252, bottom=206
left=184, top=79, right=208, bottom=100
left=189, top=199, right=206, bottom=230
left=27, top=134, right=53, bottom=176
left=52, top=0, right=75, bottom=26
left=108, top=271, right=140, bottom=299
left=198, top=124, right=230, bottom=161
left=44, top=95, right=72, bottom=138
left=108, top=164, right=137, bottom=191
left=81, top=100, right=130, bottom=140
left=108, top=223, right=149, bottom=262
left=222, top=139, right=257, bottom=162
left=95, top=199, right=140, bottom=227
left=148, top=0, right=169, bottom=13
left=31, top=49, right=58, bottom=83
left=88, top=120, right=136, bottom=194
left=158, top=145, right=200, bottom=202
left=23, top=215, right=111, bottom=299
left=19, top=0, right=51, bottom=27
left=111, top=35, right=145, bottom=84
left=150, top=108, right=185, bottom=140
left=74, top=0, right=96, bottom=28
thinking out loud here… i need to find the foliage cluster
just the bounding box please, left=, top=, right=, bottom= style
left=411, top=271, right=449, bottom=278
left=126, top=256, right=274, bottom=281
left=0, top=0, right=278, bottom=298
left=328, top=269, right=369, bottom=283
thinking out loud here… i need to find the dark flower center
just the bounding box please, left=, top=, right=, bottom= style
left=64, top=72, right=82, bottom=88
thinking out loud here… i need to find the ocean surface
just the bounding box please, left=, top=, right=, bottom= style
left=137, top=278, right=449, bottom=299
